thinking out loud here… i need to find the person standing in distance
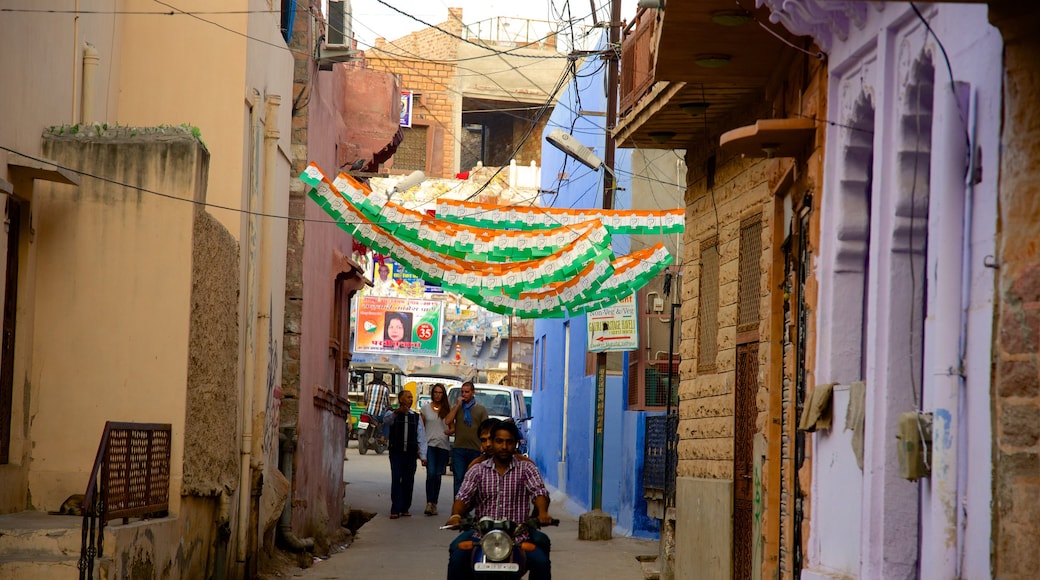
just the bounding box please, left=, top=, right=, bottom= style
left=420, top=383, right=452, bottom=516
left=383, top=390, right=426, bottom=518
left=445, top=381, right=488, bottom=496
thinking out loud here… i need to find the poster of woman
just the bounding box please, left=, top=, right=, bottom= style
left=382, top=311, right=413, bottom=348
left=354, top=296, right=443, bottom=357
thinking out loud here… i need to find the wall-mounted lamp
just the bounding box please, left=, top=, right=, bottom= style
left=649, top=131, right=677, bottom=144
left=637, top=0, right=664, bottom=9
left=694, top=54, right=732, bottom=68
left=679, top=102, right=710, bottom=117
left=710, top=10, right=752, bottom=26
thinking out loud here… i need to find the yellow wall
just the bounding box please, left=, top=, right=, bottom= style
left=0, top=0, right=294, bottom=534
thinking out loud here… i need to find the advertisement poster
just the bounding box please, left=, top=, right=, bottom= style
left=370, top=256, right=427, bottom=297
left=355, top=296, right=443, bottom=357
left=400, top=90, right=413, bottom=127
left=587, top=293, right=638, bottom=353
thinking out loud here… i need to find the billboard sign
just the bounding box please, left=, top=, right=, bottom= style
left=354, top=296, right=443, bottom=357
left=587, top=293, right=638, bottom=353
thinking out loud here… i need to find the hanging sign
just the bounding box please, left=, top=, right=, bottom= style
left=587, top=293, right=638, bottom=352
left=354, top=296, right=443, bottom=357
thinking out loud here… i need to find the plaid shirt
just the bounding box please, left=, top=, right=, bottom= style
left=364, top=382, right=391, bottom=416
left=456, top=457, right=548, bottom=540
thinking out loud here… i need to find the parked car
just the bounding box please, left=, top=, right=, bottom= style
left=447, top=383, right=532, bottom=454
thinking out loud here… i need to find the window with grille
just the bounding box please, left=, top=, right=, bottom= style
left=394, top=126, right=428, bottom=171
left=645, top=360, right=677, bottom=407
left=697, top=238, right=719, bottom=372
left=737, top=218, right=762, bottom=336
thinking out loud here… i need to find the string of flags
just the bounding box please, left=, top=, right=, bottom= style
left=299, top=163, right=684, bottom=318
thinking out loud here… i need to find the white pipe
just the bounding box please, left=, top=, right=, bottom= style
left=72, top=0, right=79, bottom=123
left=81, top=43, right=99, bottom=124
left=924, top=80, right=969, bottom=579
left=257, top=93, right=281, bottom=451
left=955, top=86, right=980, bottom=576
left=237, top=89, right=263, bottom=563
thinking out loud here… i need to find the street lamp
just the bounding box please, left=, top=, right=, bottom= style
left=545, top=129, right=616, bottom=179
left=544, top=0, right=621, bottom=538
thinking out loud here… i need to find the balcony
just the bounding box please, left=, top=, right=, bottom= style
left=615, top=0, right=806, bottom=150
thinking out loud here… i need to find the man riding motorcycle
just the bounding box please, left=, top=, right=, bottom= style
left=363, top=373, right=392, bottom=442
left=444, top=420, right=553, bottom=579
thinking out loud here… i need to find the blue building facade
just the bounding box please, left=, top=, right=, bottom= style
left=528, top=33, right=659, bottom=540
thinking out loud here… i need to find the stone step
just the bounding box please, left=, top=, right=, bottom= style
left=0, top=552, right=81, bottom=580
left=0, top=511, right=83, bottom=556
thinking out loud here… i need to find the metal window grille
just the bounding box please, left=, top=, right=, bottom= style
left=697, top=239, right=719, bottom=372
left=394, top=126, right=428, bottom=171
left=645, top=360, right=677, bottom=407
left=737, top=218, right=762, bottom=333
left=628, top=360, right=639, bottom=407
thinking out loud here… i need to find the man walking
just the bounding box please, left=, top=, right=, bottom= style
left=446, top=381, right=488, bottom=495
left=383, top=390, right=427, bottom=518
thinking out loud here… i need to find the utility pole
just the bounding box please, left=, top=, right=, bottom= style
left=578, top=0, right=620, bottom=542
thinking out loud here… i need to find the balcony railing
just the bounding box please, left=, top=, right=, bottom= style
left=620, top=8, right=657, bottom=115
left=79, top=422, right=172, bottom=580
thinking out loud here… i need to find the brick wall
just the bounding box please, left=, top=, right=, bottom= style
left=991, top=3, right=1040, bottom=576
left=366, top=54, right=459, bottom=178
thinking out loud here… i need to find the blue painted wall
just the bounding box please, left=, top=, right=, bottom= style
left=528, top=31, right=657, bottom=539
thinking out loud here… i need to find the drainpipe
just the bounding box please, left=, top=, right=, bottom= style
left=956, top=87, right=980, bottom=575
left=80, top=42, right=99, bottom=124
left=278, top=427, right=315, bottom=551
left=72, top=0, right=79, bottom=122
left=255, top=93, right=281, bottom=455
left=924, top=80, right=969, bottom=579
left=237, top=89, right=262, bottom=564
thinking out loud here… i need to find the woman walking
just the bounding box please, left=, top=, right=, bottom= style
left=420, top=383, right=452, bottom=515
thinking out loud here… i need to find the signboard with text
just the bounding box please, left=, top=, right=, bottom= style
left=354, top=296, right=443, bottom=357
left=586, top=294, right=638, bottom=353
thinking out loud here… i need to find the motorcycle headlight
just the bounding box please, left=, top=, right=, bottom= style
left=481, top=530, right=514, bottom=561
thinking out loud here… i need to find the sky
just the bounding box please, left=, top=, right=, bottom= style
left=350, top=0, right=639, bottom=51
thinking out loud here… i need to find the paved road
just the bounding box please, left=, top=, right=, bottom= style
left=285, top=442, right=657, bottom=578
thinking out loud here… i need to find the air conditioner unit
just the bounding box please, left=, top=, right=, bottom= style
left=325, top=0, right=351, bottom=50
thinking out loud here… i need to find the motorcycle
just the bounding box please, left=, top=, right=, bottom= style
left=446, top=516, right=558, bottom=578
left=356, top=412, right=387, bottom=455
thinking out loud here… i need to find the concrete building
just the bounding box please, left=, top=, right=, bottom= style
left=364, top=7, right=569, bottom=178
left=529, top=29, right=685, bottom=540
left=0, top=1, right=293, bottom=577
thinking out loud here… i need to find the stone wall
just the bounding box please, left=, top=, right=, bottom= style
left=991, top=3, right=1040, bottom=576
left=183, top=209, right=240, bottom=496
left=675, top=49, right=826, bottom=579
left=365, top=54, right=459, bottom=178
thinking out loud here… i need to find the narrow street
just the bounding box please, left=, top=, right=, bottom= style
left=283, top=443, right=658, bottom=579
